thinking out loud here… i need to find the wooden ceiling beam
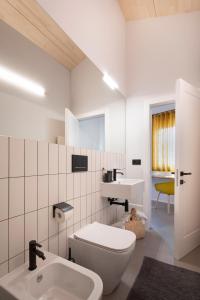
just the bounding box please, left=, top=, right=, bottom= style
left=0, top=0, right=85, bottom=70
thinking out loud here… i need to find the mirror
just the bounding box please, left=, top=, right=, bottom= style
left=0, top=20, right=126, bottom=152
left=65, top=58, right=126, bottom=153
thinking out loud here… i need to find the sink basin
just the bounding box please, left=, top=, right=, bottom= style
left=0, top=252, right=103, bottom=300
left=100, top=178, right=144, bottom=204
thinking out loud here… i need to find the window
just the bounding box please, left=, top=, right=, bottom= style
left=79, top=115, right=105, bottom=151
left=152, top=110, right=175, bottom=172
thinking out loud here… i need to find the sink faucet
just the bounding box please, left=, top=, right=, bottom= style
left=29, top=240, right=46, bottom=271
left=113, top=169, right=124, bottom=181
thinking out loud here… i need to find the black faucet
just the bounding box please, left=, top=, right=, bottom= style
left=113, top=169, right=124, bottom=181
left=29, top=240, right=46, bottom=271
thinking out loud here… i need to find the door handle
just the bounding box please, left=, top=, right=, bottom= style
left=180, top=171, right=192, bottom=176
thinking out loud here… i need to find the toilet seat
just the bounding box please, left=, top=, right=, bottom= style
left=74, top=222, right=136, bottom=253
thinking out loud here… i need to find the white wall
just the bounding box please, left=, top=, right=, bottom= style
left=126, top=12, right=200, bottom=180
left=37, top=0, right=127, bottom=95
left=127, top=11, right=200, bottom=98
left=0, top=21, right=70, bottom=142
left=70, top=58, right=126, bottom=153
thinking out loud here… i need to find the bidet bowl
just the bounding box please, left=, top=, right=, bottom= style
left=0, top=252, right=103, bottom=300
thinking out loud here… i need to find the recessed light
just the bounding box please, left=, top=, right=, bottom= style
left=0, top=65, right=45, bottom=97
left=103, top=72, right=119, bottom=90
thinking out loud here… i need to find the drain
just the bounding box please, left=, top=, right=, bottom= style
left=37, top=274, right=43, bottom=283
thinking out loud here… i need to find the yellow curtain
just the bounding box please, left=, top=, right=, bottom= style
left=152, top=110, right=175, bottom=172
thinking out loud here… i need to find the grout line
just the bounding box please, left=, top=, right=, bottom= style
left=23, top=139, right=25, bottom=264
left=37, top=141, right=39, bottom=244
left=47, top=143, right=50, bottom=252
left=8, top=137, right=10, bottom=271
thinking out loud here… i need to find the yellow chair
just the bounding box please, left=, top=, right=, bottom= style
left=155, top=181, right=174, bottom=214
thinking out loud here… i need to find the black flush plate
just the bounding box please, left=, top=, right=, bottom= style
left=72, top=155, right=88, bottom=172
left=132, top=159, right=141, bottom=165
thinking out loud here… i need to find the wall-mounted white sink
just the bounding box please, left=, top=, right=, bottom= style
left=100, top=178, right=144, bottom=204
left=0, top=252, right=103, bottom=300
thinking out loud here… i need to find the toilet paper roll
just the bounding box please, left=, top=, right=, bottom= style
left=54, top=208, right=73, bottom=224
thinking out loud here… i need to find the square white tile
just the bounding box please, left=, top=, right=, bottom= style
left=66, top=173, right=73, bottom=200
left=0, top=220, right=8, bottom=264
left=0, top=136, right=8, bottom=178
left=91, top=173, right=96, bottom=193
left=38, top=141, right=48, bottom=175
left=0, top=178, right=8, bottom=221
left=80, top=196, right=87, bottom=220
left=9, top=177, right=24, bottom=218
left=80, top=148, right=87, bottom=155
left=80, top=173, right=87, bottom=196
left=73, top=173, right=80, bottom=199
left=91, top=193, right=96, bottom=215
left=95, top=171, right=101, bottom=192
left=73, top=198, right=81, bottom=224
left=74, top=222, right=81, bottom=232
left=41, top=239, right=49, bottom=251
left=59, top=145, right=66, bottom=174
left=91, top=150, right=96, bottom=171
left=100, top=152, right=104, bottom=169
left=49, top=206, right=58, bottom=237
left=49, top=235, right=58, bottom=255
left=49, top=175, right=58, bottom=205
left=9, top=215, right=24, bottom=258
left=25, top=176, right=37, bottom=213
left=81, top=219, right=87, bottom=228
left=25, top=139, right=37, bottom=176
left=96, top=151, right=101, bottom=171
left=59, top=229, right=67, bottom=258
left=95, top=192, right=101, bottom=211
left=86, top=172, right=92, bottom=194
left=73, top=147, right=80, bottom=155
left=59, top=174, right=66, bottom=202
left=38, top=175, right=48, bottom=209
left=38, top=207, right=48, bottom=242
left=9, top=138, right=24, bottom=177
left=87, top=149, right=92, bottom=172
left=67, top=226, right=74, bottom=237
left=86, top=194, right=92, bottom=217
left=0, top=261, right=8, bottom=278
left=66, top=199, right=74, bottom=228
left=9, top=253, right=24, bottom=272
left=66, top=146, right=73, bottom=174
left=25, top=211, right=37, bottom=250
left=49, top=144, right=58, bottom=174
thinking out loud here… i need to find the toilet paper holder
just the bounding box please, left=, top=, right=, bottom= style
left=53, top=202, right=73, bottom=218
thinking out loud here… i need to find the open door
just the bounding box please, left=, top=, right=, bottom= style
left=175, top=79, right=200, bottom=259
left=65, top=108, right=80, bottom=147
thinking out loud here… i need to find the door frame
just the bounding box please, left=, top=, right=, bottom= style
left=144, top=98, right=175, bottom=228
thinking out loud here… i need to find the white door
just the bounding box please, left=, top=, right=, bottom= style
left=65, top=108, right=80, bottom=147
left=175, top=79, right=200, bottom=259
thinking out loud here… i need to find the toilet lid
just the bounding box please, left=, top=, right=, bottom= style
left=74, top=222, right=136, bottom=252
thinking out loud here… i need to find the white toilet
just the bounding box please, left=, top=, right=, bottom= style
left=69, top=222, right=136, bottom=295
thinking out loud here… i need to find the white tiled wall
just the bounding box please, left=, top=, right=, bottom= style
left=0, top=135, right=126, bottom=278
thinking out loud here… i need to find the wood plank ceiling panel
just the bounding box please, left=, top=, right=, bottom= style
left=118, top=0, right=156, bottom=20
left=0, top=0, right=85, bottom=70
left=118, top=0, right=200, bottom=20
left=154, top=0, right=200, bottom=17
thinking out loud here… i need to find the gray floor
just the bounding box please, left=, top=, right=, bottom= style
left=103, top=202, right=200, bottom=300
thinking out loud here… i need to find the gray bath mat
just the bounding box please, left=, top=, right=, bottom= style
left=127, top=256, right=200, bottom=300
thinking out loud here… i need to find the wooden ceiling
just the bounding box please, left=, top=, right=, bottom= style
left=0, top=0, right=85, bottom=70
left=118, top=0, right=200, bottom=21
